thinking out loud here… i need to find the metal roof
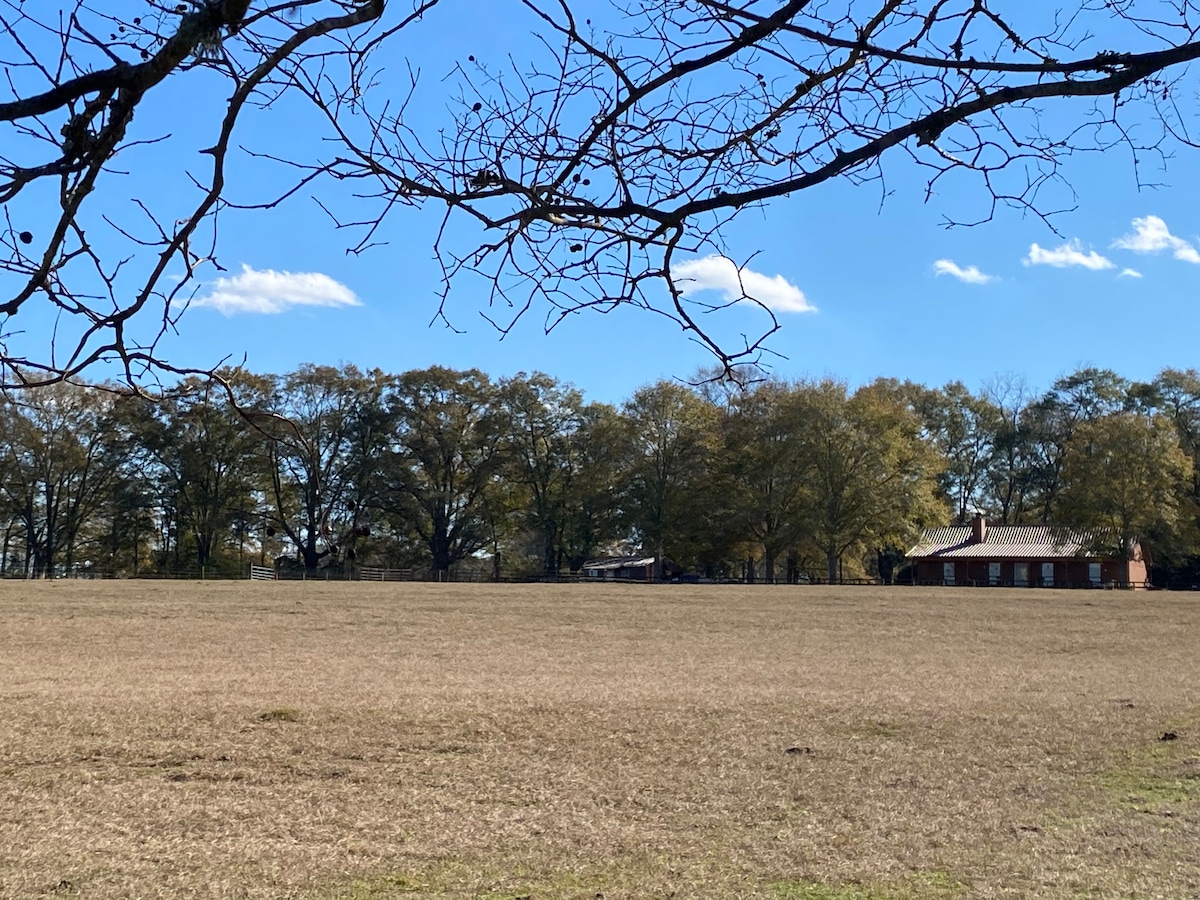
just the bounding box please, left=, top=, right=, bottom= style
left=907, top=525, right=1102, bottom=559
left=582, top=556, right=657, bottom=571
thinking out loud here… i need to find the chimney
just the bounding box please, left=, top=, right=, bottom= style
left=971, top=513, right=987, bottom=544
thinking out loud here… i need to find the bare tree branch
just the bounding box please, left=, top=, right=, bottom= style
left=3, top=0, right=1200, bottom=386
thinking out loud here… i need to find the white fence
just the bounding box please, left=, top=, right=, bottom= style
left=358, top=567, right=414, bottom=582
left=248, top=564, right=277, bottom=581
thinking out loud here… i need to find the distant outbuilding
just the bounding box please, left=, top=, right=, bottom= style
left=579, top=556, right=683, bottom=582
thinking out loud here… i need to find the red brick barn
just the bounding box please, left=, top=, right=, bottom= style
left=906, top=515, right=1149, bottom=589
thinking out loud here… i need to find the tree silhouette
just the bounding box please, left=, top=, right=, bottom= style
left=3, top=1, right=1199, bottom=386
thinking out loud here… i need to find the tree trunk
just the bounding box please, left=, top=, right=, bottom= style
left=826, top=546, right=838, bottom=585
left=301, top=536, right=321, bottom=574
left=431, top=530, right=451, bottom=580
left=196, top=531, right=212, bottom=568
left=764, top=547, right=776, bottom=584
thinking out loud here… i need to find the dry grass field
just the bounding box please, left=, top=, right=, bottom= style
left=0, top=582, right=1198, bottom=900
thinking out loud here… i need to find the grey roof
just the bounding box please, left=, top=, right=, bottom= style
left=582, top=556, right=657, bottom=571
left=907, top=525, right=1104, bottom=560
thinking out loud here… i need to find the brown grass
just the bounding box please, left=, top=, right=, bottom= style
left=1, top=582, right=1198, bottom=899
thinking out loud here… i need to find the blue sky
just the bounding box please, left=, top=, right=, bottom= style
left=8, top=3, right=1200, bottom=404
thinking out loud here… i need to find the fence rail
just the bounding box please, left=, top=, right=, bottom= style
left=358, top=567, right=414, bottom=582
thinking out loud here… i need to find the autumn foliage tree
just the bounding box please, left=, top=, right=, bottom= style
left=1058, top=412, right=1192, bottom=583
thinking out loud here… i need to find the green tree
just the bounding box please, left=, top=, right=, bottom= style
left=495, top=373, right=623, bottom=575
left=379, top=367, right=501, bottom=579
left=496, top=372, right=576, bottom=575
left=1148, top=368, right=1200, bottom=498
left=121, top=373, right=268, bottom=572
left=259, top=364, right=389, bottom=574
left=1146, top=369, right=1200, bottom=573
left=979, top=375, right=1036, bottom=523
left=720, top=381, right=813, bottom=583
left=1058, top=412, right=1192, bottom=584
left=622, top=381, right=719, bottom=573
left=1014, top=368, right=1128, bottom=523
left=0, top=383, right=128, bottom=576
left=558, top=401, right=632, bottom=573
left=96, top=472, right=157, bottom=576
left=917, top=381, right=1001, bottom=524
left=798, top=379, right=945, bottom=584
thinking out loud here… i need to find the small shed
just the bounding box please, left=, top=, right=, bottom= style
left=579, top=556, right=680, bottom=582
left=906, top=515, right=1148, bottom=589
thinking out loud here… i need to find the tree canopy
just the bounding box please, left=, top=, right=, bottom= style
left=3, top=362, right=1199, bottom=586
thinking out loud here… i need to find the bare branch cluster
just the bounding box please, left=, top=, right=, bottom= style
left=0, top=0, right=394, bottom=388
left=283, top=0, right=1200, bottom=370
left=3, top=0, right=1200, bottom=386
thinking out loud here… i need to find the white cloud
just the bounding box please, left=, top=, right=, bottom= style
left=1024, top=240, right=1115, bottom=271
left=1112, top=215, right=1200, bottom=264
left=933, top=259, right=995, bottom=285
left=194, top=264, right=361, bottom=315
left=671, top=255, right=815, bottom=313
left=1119, top=268, right=1143, bottom=279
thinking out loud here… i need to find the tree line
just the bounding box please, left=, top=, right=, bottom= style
left=2, top=364, right=1198, bottom=585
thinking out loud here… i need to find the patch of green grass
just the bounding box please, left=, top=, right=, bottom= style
left=326, top=865, right=610, bottom=900
left=257, top=706, right=301, bottom=722
left=1098, top=771, right=1199, bottom=809
left=904, top=872, right=965, bottom=896
left=838, top=719, right=903, bottom=740
left=771, top=884, right=878, bottom=900
left=331, top=874, right=427, bottom=898
left=1094, top=709, right=1200, bottom=811
left=770, top=871, right=964, bottom=900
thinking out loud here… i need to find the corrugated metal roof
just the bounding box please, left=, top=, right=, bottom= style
left=582, top=556, right=656, bottom=571
left=907, top=525, right=1100, bottom=559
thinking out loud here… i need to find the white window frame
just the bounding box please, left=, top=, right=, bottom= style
left=1014, top=562, right=1029, bottom=587
left=1041, top=562, right=1055, bottom=587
